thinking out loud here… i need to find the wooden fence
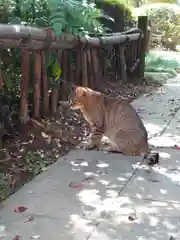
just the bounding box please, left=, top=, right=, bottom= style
left=0, top=16, right=148, bottom=123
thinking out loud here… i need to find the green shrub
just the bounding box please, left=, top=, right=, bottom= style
left=47, top=0, right=110, bottom=36
left=0, top=0, right=109, bottom=37
left=95, top=0, right=134, bottom=32
left=133, top=3, right=180, bottom=50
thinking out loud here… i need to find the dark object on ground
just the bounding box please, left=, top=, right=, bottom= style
left=147, top=152, right=159, bottom=166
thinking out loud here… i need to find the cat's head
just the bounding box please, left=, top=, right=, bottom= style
left=69, top=86, right=90, bottom=110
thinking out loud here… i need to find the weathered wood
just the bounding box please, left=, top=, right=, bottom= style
left=0, top=24, right=142, bottom=39
left=75, top=50, right=81, bottom=85
left=137, top=16, right=148, bottom=79
left=20, top=49, right=29, bottom=124
left=87, top=49, right=94, bottom=88
left=0, top=24, right=143, bottom=50
left=81, top=33, right=142, bottom=46
left=96, top=28, right=143, bottom=36
left=0, top=55, right=3, bottom=89
left=128, top=40, right=137, bottom=79
left=33, top=50, right=41, bottom=119
left=0, top=35, right=142, bottom=49
left=115, top=45, right=121, bottom=74
left=91, top=48, right=100, bottom=90
left=51, top=83, right=60, bottom=115
left=0, top=24, right=74, bottom=41
left=126, top=42, right=133, bottom=76
left=61, top=50, right=68, bottom=100
left=81, top=49, right=88, bottom=86
left=41, top=51, right=49, bottom=116
left=119, top=46, right=127, bottom=82
left=0, top=39, right=77, bottom=50
left=69, top=58, right=74, bottom=85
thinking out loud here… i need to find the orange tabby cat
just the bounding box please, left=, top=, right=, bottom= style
left=69, top=86, right=150, bottom=157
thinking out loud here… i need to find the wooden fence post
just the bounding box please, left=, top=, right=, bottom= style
left=119, top=45, right=127, bottom=82
left=61, top=50, right=68, bottom=100
left=0, top=55, right=3, bottom=89
left=33, top=50, right=41, bottom=119
left=137, top=16, right=148, bottom=80
left=91, top=48, right=101, bottom=90
left=20, top=49, right=29, bottom=124
left=87, top=49, right=94, bottom=89
left=41, top=51, right=49, bottom=116
left=81, top=49, right=88, bottom=87
left=75, top=48, right=81, bottom=85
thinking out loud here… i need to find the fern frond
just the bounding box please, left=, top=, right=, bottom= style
left=47, top=0, right=67, bottom=36
left=47, top=0, right=110, bottom=36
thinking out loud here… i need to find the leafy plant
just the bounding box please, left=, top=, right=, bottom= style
left=0, top=90, right=18, bottom=138
left=47, top=0, right=110, bottom=36
left=24, top=151, right=49, bottom=177
left=95, top=0, right=135, bottom=32
left=134, top=3, right=180, bottom=49
left=0, top=173, right=10, bottom=201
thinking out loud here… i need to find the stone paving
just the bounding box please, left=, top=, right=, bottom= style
left=1, top=76, right=180, bottom=240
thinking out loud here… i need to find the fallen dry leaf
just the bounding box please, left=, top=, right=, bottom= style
left=14, top=206, right=28, bottom=213
left=69, top=182, right=83, bottom=188
left=25, top=215, right=34, bottom=223
left=128, top=215, right=137, bottom=221
left=13, top=235, right=20, bottom=240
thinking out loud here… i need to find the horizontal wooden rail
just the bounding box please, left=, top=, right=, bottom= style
left=0, top=24, right=143, bottom=50
left=82, top=33, right=142, bottom=46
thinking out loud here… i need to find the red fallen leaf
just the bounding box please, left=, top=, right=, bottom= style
left=175, top=146, right=180, bottom=150
left=69, top=182, right=83, bottom=188
left=14, top=206, right=28, bottom=213
left=25, top=215, right=34, bottom=223
left=13, top=235, right=20, bottom=240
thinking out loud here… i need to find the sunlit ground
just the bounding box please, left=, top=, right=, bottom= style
left=1, top=77, right=180, bottom=239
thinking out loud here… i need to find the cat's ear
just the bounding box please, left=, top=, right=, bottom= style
left=75, top=87, right=87, bottom=97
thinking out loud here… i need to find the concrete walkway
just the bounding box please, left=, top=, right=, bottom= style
left=1, top=76, right=180, bottom=240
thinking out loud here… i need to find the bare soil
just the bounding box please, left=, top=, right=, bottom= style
left=0, top=80, right=160, bottom=202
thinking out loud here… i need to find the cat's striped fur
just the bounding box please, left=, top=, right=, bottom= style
left=69, top=86, right=150, bottom=157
